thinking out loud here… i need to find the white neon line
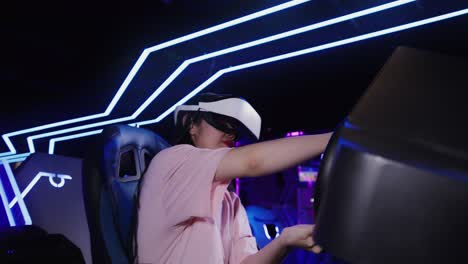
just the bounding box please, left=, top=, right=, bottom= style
left=0, top=153, right=31, bottom=165
left=27, top=0, right=413, bottom=154
left=132, top=0, right=415, bottom=118
left=4, top=8, right=465, bottom=208
left=138, top=71, right=225, bottom=125
left=0, top=0, right=310, bottom=157
left=8, top=172, right=52, bottom=209
left=263, top=224, right=272, bottom=240
left=138, top=8, right=468, bottom=126
left=26, top=116, right=131, bottom=153
left=49, top=174, right=72, bottom=188
left=2, top=157, right=27, bottom=164
left=3, top=153, right=31, bottom=160
left=48, top=129, right=103, bottom=154
left=146, top=0, right=311, bottom=53
left=2, top=160, right=32, bottom=225
left=190, top=0, right=415, bottom=62
left=0, top=165, right=16, bottom=226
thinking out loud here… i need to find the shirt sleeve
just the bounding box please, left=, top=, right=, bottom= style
left=230, top=200, right=259, bottom=264
left=157, top=144, right=231, bottom=225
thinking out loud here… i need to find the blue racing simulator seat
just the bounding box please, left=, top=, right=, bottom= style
left=313, top=46, right=468, bottom=264
left=82, top=125, right=170, bottom=263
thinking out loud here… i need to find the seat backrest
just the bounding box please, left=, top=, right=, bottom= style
left=82, top=125, right=170, bottom=264
left=245, top=205, right=284, bottom=249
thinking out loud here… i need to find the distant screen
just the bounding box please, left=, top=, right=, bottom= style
left=297, top=166, right=318, bottom=183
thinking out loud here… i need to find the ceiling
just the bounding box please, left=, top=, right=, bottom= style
left=1, top=0, right=468, bottom=158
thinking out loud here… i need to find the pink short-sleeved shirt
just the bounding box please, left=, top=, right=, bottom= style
left=137, top=144, right=258, bottom=264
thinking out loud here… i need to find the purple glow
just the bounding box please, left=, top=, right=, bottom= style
left=236, top=178, right=240, bottom=196
left=286, top=131, right=304, bottom=137
left=297, top=166, right=317, bottom=183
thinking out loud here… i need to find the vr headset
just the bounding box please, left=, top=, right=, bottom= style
left=174, top=93, right=262, bottom=144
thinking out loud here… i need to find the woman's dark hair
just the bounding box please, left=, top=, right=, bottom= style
left=172, top=110, right=203, bottom=145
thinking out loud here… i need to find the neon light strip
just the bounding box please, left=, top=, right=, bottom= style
left=31, top=0, right=414, bottom=154
left=2, top=160, right=31, bottom=225
left=2, top=157, right=27, bottom=164
left=13, top=9, right=468, bottom=204
left=0, top=164, right=16, bottom=226
left=0, top=0, right=310, bottom=157
left=48, top=129, right=103, bottom=154
left=0, top=153, right=31, bottom=165
left=138, top=8, right=468, bottom=126
left=28, top=116, right=130, bottom=153
left=120, top=0, right=415, bottom=120
left=263, top=224, right=280, bottom=239
left=263, top=224, right=272, bottom=239
left=145, top=0, right=311, bottom=53
left=4, top=153, right=30, bottom=160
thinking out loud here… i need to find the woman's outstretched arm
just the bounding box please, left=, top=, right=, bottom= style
left=215, top=132, right=332, bottom=182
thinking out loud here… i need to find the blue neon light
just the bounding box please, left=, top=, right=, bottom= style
left=0, top=153, right=31, bottom=163
left=0, top=0, right=310, bottom=157
left=0, top=164, right=16, bottom=226
left=7, top=7, right=468, bottom=210
left=137, top=8, right=468, bottom=126
left=28, top=0, right=414, bottom=154
left=49, top=173, right=72, bottom=188
left=48, top=129, right=103, bottom=154
left=5, top=153, right=30, bottom=159
left=2, top=157, right=28, bottom=164
left=263, top=224, right=280, bottom=240
left=126, top=0, right=416, bottom=119
left=2, top=160, right=31, bottom=225
left=0, top=153, right=31, bottom=165
left=49, top=6, right=468, bottom=151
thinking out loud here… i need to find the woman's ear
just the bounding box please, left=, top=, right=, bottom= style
left=189, top=121, right=198, bottom=136
left=223, top=133, right=235, bottom=141
left=221, top=133, right=236, bottom=147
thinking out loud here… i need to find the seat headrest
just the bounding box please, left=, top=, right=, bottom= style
left=100, top=125, right=170, bottom=183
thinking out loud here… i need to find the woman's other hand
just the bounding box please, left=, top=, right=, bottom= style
left=279, top=224, right=323, bottom=254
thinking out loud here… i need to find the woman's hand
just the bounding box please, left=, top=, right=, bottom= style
left=279, top=224, right=323, bottom=254
left=240, top=224, right=323, bottom=264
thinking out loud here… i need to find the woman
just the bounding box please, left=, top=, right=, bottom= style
left=137, top=93, right=332, bottom=263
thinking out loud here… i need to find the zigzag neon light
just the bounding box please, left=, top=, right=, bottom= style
left=0, top=166, right=16, bottom=226
left=28, top=0, right=414, bottom=154
left=3, top=153, right=31, bottom=160
left=137, top=8, right=468, bottom=126
left=0, top=0, right=310, bottom=157
left=3, top=157, right=28, bottom=164
left=0, top=153, right=31, bottom=165
left=8, top=9, right=468, bottom=216
left=49, top=130, right=103, bottom=154
left=2, top=160, right=32, bottom=225
left=48, top=7, right=468, bottom=154
left=6, top=8, right=467, bottom=227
